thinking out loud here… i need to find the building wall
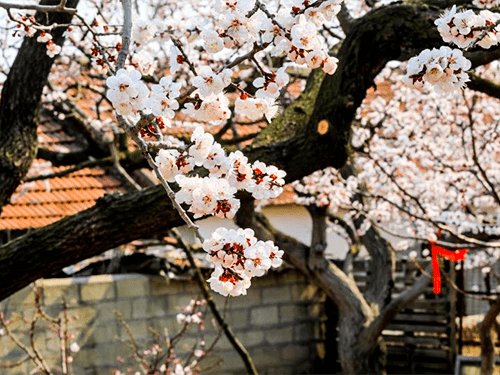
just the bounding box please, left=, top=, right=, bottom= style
left=0, top=269, right=325, bottom=375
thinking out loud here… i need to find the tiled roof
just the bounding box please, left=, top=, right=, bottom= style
left=0, top=117, right=127, bottom=231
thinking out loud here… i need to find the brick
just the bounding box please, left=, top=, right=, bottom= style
left=307, top=302, right=324, bottom=319
left=1, top=311, right=28, bottom=333
left=212, top=334, right=230, bottom=351
left=216, top=349, right=251, bottom=371
left=278, top=269, right=305, bottom=284
left=291, top=283, right=318, bottom=301
left=281, top=344, right=309, bottom=362
left=150, top=275, right=184, bottom=295
left=146, top=316, right=177, bottom=336
left=81, top=277, right=116, bottom=302
left=225, top=308, right=249, bottom=329
left=267, top=365, right=296, bottom=374
left=42, top=278, right=80, bottom=306
left=45, top=302, right=64, bottom=317
left=92, top=343, right=120, bottom=367
left=86, top=322, right=120, bottom=345
left=96, top=300, right=132, bottom=322
left=226, top=287, right=260, bottom=309
left=167, top=294, right=195, bottom=313
left=200, top=354, right=226, bottom=375
left=262, top=285, right=291, bottom=304
left=72, top=345, right=120, bottom=368
left=248, top=345, right=281, bottom=367
left=238, top=329, right=265, bottom=347
left=279, top=304, right=308, bottom=323
left=119, top=319, right=148, bottom=340
left=265, top=326, right=293, bottom=344
left=6, top=285, right=36, bottom=306
left=148, top=297, right=169, bottom=318
left=250, top=306, right=278, bottom=326
left=293, top=322, right=315, bottom=342
left=68, top=306, right=97, bottom=328
left=115, top=275, right=149, bottom=298
left=132, top=297, right=149, bottom=319
left=252, top=273, right=278, bottom=287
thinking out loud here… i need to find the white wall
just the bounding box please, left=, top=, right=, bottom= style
left=184, top=203, right=350, bottom=260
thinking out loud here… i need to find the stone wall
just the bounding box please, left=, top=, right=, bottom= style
left=0, top=269, right=325, bottom=374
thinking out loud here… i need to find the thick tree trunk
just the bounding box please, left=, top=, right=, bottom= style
left=480, top=297, right=500, bottom=375
left=0, top=185, right=184, bottom=301
left=338, top=319, right=387, bottom=375
left=0, top=0, right=78, bottom=211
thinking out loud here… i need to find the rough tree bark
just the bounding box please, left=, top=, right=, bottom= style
left=480, top=297, right=500, bottom=375
left=0, top=0, right=79, bottom=211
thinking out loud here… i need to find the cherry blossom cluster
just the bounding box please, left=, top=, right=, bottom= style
left=11, top=14, right=63, bottom=58
left=114, top=300, right=209, bottom=374
left=292, top=167, right=358, bottom=210
left=473, top=0, right=500, bottom=8
left=36, top=31, right=62, bottom=58
left=435, top=5, right=500, bottom=49
left=203, top=0, right=341, bottom=74
left=14, top=14, right=36, bottom=37
left=176, top=299, right=206, bottom=328
left=203, top=228, right=283, bottom=296
left=351, top=65, right=500, bottom=250
left=234, top=67, right=289, bottom=121
left=155, top=126, right=286, bottom=219
left=403, top=46, right=471, bottom=95
left=106, top=68, right=181, bottom=124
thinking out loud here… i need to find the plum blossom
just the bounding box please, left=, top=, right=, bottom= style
left=435, top=5, right=500, bottom=49
left=183, top=93, right=231, bottom=124
left=189, top=126, right=215, bottom=165
left=37, top=32, right=52, bottom=43
left=106, top=68, right=149, bottom=116
left=45, top=40, right=62, bottom=58
left=201, top=29, right=224, bottom=53
left=192, top=66, right=227, bottom=96
left=403, top=46, right=471, bottom=95
left=203, top=228, right=283, bottom=296
left=148, top=76, right=181, bottom=124
left=235, top=94, right=279, bottom=122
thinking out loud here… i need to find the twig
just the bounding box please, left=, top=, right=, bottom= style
left=23, top=157, right=114, bottom=182
left=117, top=0, right=131, bottom=70
left=171, top=230, right=259, bottom=375
left=0, top=0, right=76, bottom=14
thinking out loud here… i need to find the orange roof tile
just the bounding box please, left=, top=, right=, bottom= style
left=0, top=117, right=127, bottom=231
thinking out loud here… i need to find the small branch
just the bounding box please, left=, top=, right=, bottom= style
left=468, top=72, right=500, bottom=100
left=117, top=0, right=132, bottom=70
left=23, top=157, right=114, bottom=182
left=360, top=264, right=432, bottom=352
left=59, top=298, right=69, bottom=375
left=109, top=142, right=142, bottom=191
left=0, top=313, right=47, bottom=372
left=0, top=0, right=77, bottom=14
left=29, top=313, right=53, bottom=375
left=171, top=230, right=259, bottom=375
left=337, top=2, right=353, bottom=34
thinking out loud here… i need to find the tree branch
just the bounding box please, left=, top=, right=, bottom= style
left=359, top=264, right=432, bottom=352
left=480, top=296, right=500, bottom=375
left=0, top=0, right=79, bottom=211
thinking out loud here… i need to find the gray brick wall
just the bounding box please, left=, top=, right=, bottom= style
left=0, top=269, right=325, bottom=374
